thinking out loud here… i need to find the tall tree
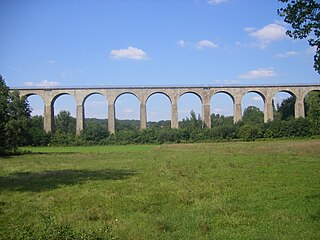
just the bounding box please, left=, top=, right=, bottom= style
left=278, top=0, right=320, bottom=74
left=242, top=106, right=264, bottom=125
left=0, top=76, right=32, bottom=153
left=305, top=90, right=320, bottom=135
left=277, top=96, right=295, bottom=120
left=5, top=90, right=32, bottom=148
left=0, top=75, right=10, bottom=153
left=55, top=110, right=76, bottom=134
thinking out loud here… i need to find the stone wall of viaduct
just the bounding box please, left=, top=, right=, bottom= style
left=14, top=84, right=320, bottom=134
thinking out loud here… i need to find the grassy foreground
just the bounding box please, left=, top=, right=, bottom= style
left=1, top=140, right=320, bottom=239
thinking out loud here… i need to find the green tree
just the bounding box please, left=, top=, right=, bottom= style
left=242, top=106, right=264, bottom=125
left=28, top=116, right=51, bottom=146
left=0, top=76, right=32, bottom=153
left=305, top=91, right=320, bottom=135
left=5, top=90, right=32, bottom=148
left=278, top=0, right=320, bottom=74
left=211, top=113, right=233, bottom=127
left=277, top=96, right=295, bottom=120
left=55, top=110, right=76, bottom=134
left=0, top=75, right=10, bottom=154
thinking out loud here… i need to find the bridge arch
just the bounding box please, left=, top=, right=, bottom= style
left=273, top=91, right=296, bottom=120
left=178, top=92, right=203, bottom=122
left=52, top=93, right=77, bottom=134
left=241, top=91, right=265, bottom=124
left=210, top=91, right=234, bottom=127
left=114, top=92, right=140, bottom=131
left=83, top=93, right=108, bottom=131
left=304, top=90, right=320, bottom=118
left=146, top=92, right=171, bottom=128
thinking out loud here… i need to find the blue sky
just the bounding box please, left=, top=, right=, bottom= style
left=0, top=0, right=319, bottom=121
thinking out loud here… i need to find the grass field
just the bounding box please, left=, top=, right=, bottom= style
left=1, top=140, right=320, bottom=239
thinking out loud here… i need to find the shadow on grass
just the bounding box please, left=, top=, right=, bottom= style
left=0, top=169, right=136, bottom=192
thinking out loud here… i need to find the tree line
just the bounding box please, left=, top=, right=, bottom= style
left=1, top=75, right=320, bottom=154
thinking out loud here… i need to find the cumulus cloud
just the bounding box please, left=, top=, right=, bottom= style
left=208, top=0, right=227, bottom=5
left=248, top=23, right=287, bottom=48
left=24, top=80, right=59, bottom=87
left=274, top=51, right=299, bottom=58
left=244, top=27, right=256, bottom=33
left=177, top=40, right=186, bottom=47
left=196, top=40, right=218, bottom=49
left=239, top=68, right=277, bottom=79
left=110, top=46, right=149, bottom=60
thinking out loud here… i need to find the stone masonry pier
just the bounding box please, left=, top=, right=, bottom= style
left=14, top=84, right=320, bottom=134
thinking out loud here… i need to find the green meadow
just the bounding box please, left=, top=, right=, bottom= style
left=1, top=140, right=319, bottom=239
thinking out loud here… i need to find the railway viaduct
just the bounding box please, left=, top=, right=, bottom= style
left=14, top=84, right=320, bottom=134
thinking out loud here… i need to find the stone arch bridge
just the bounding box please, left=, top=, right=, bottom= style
left=14, top=84, right=320, bottom=134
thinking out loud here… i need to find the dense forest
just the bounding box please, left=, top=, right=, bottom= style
left=1, top=75, right=320, bottom=154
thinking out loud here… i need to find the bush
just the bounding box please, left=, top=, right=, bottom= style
left=238, top=125, right=261, bottom=141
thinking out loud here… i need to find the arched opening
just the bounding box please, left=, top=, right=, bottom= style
left=83, top=93, right=108, bottom=140
left=84, top=93, right=108, bottom=127
left=210, top=92, right=234, bottom=127
left=26, top=94, right=45, bottom=135
left=273, top=91, right=296, bottom=120
left=26, top=94, right=44, bottom=116
left=241, top=92, right=264, bottom=125
left=146, top=93, right=171, bottom=129
left=114, top=93, right=140, bottom=131
left=304, top=90, right=320, bottom=117
left=178, top=92, right=202, bottom=128
left=53, top=94, right=76, bottom=134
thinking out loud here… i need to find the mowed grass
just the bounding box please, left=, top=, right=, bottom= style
left=1, top=140, right=320, bottom=239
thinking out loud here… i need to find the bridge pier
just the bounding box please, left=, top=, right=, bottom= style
left=171, top=98, right=178, bottom=129
left=295, top=96, right=305, bottom=118
left=76, top=104, right=84, bottom=135
left=140, top=102, right=147, bottom=129
left=233, top=98, right=242, bottom=123
left=202, top=99, right=211, bottom=128
left=264, top=98, right=274, bottom=123
left=108, top=103, right=115, bottom=134
left=44, top=104, right=54, bottom=133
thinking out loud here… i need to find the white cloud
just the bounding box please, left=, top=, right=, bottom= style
left=252, top=96, right=262, bottom=101
left=213, top=108, right=225, bottom=113
left=23, top=82, right=34, bottom=86
left=214, top=79, right=239, bottom=85
left=274, top=51, right=299, bottom=58
left=24, top=80, right=59, bottom=87
left=36, top=80, right=59, bottom=87
left=249, top=23, right=287, bottom=48
left=46, top=59, right=55, bottom=64
left=110, top=46, right=149, bottom=60
left=123, top=109, right=133, bottom=113
left=177, top=40, right=186, bottom=47
left=196, top=40, right=218, bottom=49
left=208, top=0, right=227, bottom=5
left=244, top=27, right=256, bottom=33
left=239, top=68, right=277, bottom=79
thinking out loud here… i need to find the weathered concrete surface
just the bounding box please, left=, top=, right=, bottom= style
left=14, top=84, right=320, bottom=134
